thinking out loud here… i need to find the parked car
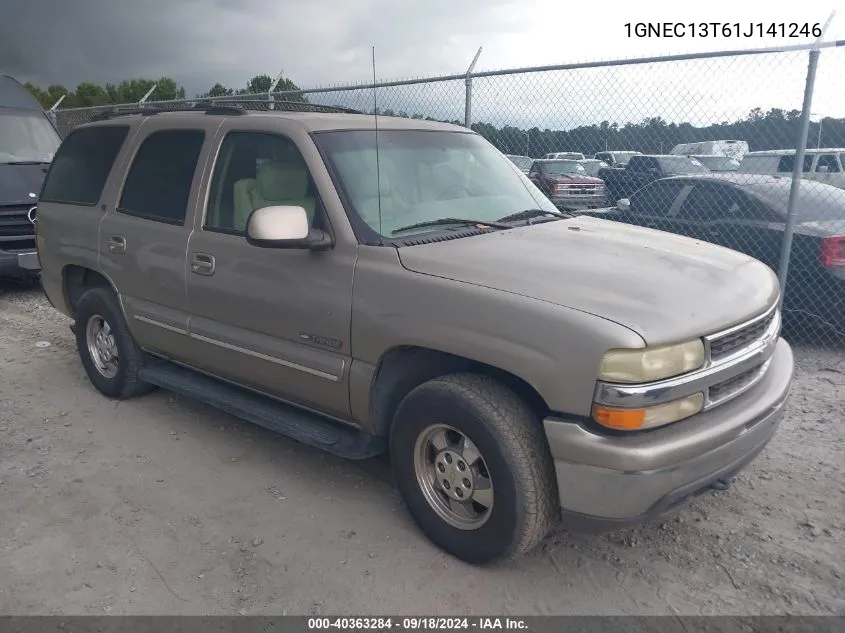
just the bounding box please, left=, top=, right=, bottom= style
left=0, top=75, right=63, bottom=278
left=578, top=158, right=609, bottom=178
left=34, top=104, right=793, bottom=565
left=543, top=152, right=585, bottom=160
left=504, top=154, right=533, bottom=174
left=528, top=159, right=606, bottom=210
left=580, top=173, right=845, bottom=333
left=599, top=154, right=710, bottom=203
left=670, top=140, right=749, bottom=161
left=593, top=150, right=641, bottom=167
left=738, top=148, right=845, bottom=191
left=690, top=154, right=741, bottom=172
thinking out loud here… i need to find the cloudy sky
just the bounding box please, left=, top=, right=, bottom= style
left=2, top=0, right=844, bottom=128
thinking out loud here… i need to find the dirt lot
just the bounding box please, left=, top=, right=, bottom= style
left=0, top=282, right=843, bottom=616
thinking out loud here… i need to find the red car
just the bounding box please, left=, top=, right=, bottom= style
left=528, top=159, right=607, bottom=210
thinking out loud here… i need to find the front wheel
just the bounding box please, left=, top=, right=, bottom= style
left=390, top=374, right=560, bottom=564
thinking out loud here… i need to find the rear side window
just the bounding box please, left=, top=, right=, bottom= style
left=40, top=126, right=129, bottom=206
left=118, top=130, right=205, bottom=225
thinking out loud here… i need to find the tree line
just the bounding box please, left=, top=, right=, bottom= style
left=25, top=75, right=843, bottom=155
left=23, top=74, right=305, bottom=109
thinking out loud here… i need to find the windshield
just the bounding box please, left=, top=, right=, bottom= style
left=580, top=160, right=607, bottom=177
left=315, top=130, right=557, bottom=238
left=0, top=108, right=61, bottom=163
left=541, top=160, right=587, bottom=176
left=614, top=152, right=639, bottom=165
left=656, top=156, right=710, bottom=174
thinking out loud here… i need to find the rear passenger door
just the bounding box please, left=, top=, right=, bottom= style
left=98, top=119, right=219, bottom=360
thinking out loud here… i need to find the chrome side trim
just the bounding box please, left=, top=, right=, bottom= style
left=189, top=333, right=340, bottom=382
left=594, top=308, right=781, bottom=410
left=134, top=315, right=188, bottom=335
left=705, top=299, right=779, bottom=342
left=134, top=315, right=339, bottom=382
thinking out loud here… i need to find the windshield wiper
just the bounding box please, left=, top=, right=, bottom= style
left=497, top=208, right=571, bottom=223
left=391, top=218, right=512, bottom=235
left=2, top=160, right=51, bottom=165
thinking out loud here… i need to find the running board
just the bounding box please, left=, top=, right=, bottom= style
left=138, top=359, right=385, bottom=460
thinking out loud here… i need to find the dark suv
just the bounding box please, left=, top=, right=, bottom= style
left=0, top=75, right=62, bottom=278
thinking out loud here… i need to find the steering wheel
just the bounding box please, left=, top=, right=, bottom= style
left=437, top=184, right=473, bottom=201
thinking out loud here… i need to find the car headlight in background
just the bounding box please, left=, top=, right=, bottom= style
left=598, top=339, right=705, bottom=384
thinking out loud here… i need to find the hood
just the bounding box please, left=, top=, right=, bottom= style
left=0, top=163, right=48, bottom=206
left=546, top=174, right=603, bottom=184
left=397, top=216, right=779, bottom=345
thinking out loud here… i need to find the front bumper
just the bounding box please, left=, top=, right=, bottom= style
left=550, top=195, right=608, bottom=210
left=0, top=249, right=39, bottom=277
left=543, top=337, right=794, bottom=531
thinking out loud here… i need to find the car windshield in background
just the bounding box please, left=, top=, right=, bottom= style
left=657, top=156, right=710, bottom=174
left=580, top=160, right=607, bottom=177
left=693, top=156, right=741, bottom=171
left=541, top=160, right=587, bottom=176
left=0, top=109, right=61, bottom=164
left=744, top=178, right=845, bottom=223
left=314, top=130, right=558, bottom=237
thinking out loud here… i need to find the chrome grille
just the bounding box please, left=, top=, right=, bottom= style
left=707, top=306, right=778, bottom=362
left=555, top=184, right=605, bottom=196
left=0, top=205, right=34, bottom=237
left=708, top=362, right=768, bottom=406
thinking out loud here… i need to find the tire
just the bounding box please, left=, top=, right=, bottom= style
left=390, top=373, right=559, bottom=564
left=74, top=286, right=153, bottom=399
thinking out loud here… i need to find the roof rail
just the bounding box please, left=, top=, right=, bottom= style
left=225, top=99, right=364, bottom=115
left=91, top=101, right=247, bottom=122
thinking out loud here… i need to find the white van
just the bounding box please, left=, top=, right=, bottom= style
left=670, top=140, right=749, bottom=160
left=737, top=148, right=845, bottom=190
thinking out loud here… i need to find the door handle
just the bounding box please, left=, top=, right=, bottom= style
left=190, top=253, right=216, bottom=276
left=108, top=236, right=126, bottom=254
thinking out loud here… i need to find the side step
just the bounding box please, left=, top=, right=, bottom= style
left=138, top=359, right=386, bottom=460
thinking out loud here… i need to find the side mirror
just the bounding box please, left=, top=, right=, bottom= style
left=616, top=198, right=631, bottom=212
left=246, top=205, right=331, bottom=251
left=817, top=165, right=830, bottom=173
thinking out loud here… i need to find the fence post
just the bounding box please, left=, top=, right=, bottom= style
left=464, top=47, right=483, bottom=128
left=776, top=51, right=821, bottom=306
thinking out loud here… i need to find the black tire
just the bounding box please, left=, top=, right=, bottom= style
left=74, top=286, right=153, bottom=399
left=390, top=373, right=559, bottom=564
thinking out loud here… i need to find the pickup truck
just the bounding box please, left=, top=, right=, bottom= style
left=599, top=154, right=709, bottom=204
left=34, top=105, right=793, bottom=565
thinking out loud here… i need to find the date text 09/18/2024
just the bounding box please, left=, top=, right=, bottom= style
left=307, top=618, right=528, bottom=631
left=624, top=22, right=822, bottom=38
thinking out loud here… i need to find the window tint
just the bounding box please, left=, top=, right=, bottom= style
left=816, top=154, right=841, bottom=173
left=777, top=154, right=813, bottom=173
left=40, top=126, right=128, bottom=206
left=118, top=130, right=205, bottom=225
left=677, top=185, right=771, bottom=222
left=630, top=182, right=686, bottom=216
left=205, top=132, right=320, bottom=234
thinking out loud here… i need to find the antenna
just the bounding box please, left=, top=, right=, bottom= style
left=372, top=46, right=383, bottom=243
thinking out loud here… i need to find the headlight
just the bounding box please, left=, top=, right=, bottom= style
left=598, top=339, right=705, bottom=384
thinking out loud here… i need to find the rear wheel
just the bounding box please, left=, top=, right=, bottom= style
left=390, top=373, right=559, bottom=564
left=74, top=287, right=153, bottom=399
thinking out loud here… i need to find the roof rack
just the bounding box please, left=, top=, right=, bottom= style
left=91, top=101, right=247, bottom=122
left=217, top=99, right=364, bottom=115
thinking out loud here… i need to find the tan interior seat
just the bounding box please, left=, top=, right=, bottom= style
left=233, top=160, right=315, bottom=232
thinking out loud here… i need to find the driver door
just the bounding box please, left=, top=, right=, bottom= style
left=183, top=122, right=356, bottom=419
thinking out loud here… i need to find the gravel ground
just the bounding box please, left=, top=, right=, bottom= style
left=1, top=281, right=843, bottom=616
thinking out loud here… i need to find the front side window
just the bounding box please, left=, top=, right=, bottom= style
left=118, top=130, right=205, bottom=225
left=206, top=132, right=319, bottom=234
left=0, top=108, right=61, bottom=165
left=314, top=130, right=556, bottom=239
left=40, top=125, right=128, bottom=206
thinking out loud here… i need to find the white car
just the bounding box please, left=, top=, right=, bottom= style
left=737, top=148, right=845, bottom=190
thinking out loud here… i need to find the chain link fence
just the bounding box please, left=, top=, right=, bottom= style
left=53, top=42, right=845, bottom=347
